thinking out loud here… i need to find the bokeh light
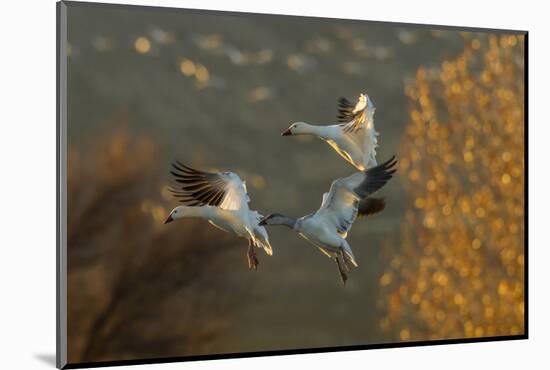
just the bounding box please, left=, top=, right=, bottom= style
left=179, top=58, right=196, bottom=76
left=378, top=34, right=525, bottom=341
left=134, top=36, right=151, bottom=54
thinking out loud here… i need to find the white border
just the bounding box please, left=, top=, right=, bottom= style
left=2, top=0, right=548, bottom=369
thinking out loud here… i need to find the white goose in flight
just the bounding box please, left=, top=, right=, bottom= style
left=259, top=156, right=397, bottom=284
left=164, top=162, right=272, bottom=270
left=282, top=93, right=379, bottom=171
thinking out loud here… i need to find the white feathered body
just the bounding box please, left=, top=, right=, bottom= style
left=168, top=167, right=272, bottom=256
left=288, top=93, right=379, bottom=171
left=297, top=215, right=347, bottom=258
left=292, top=171, right=368, bottom=266
left=319, top=119, right=378, bottom=171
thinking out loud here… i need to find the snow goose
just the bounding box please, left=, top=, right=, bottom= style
left=282, top=93, right=379, bottom=170
left=164, top=162, right=272, bottom=270
left=259, top=156, right=397, bottom=284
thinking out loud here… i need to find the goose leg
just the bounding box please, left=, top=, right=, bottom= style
left=335, top=256, right=348, bottom=285
left=247, top=239, right=259, bottom=270
left=341, top=249, right=352, bottom=272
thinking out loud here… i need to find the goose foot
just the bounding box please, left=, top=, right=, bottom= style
left=247, top=242, right=259, bottom=270
left=335, top=257, right=348, bottom=285
left=341, top=250, right=352, bottom=272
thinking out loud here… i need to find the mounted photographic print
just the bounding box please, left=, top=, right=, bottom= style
left=57, top=1, right=527, bottom=368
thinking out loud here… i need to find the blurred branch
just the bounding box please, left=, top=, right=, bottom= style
left=67, top=127, right=251, bottom=363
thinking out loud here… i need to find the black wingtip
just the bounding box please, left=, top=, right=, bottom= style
left=337, top=96, right=361, bottom=123
left=369, top=155, right=398, bottom=173
left=358, top=156, right=398, bottom=196
left=167, top=161, right=227, bottom=207
left=380, top=155, right=397, bottom=168
left=172, top=161, right=202, bottom=174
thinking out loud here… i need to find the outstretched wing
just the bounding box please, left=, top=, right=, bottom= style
left=337, top=96, right=364, bottom=124
left=168, top=162, right=250, bottom=211
left=353, top=156, right=397, bottom=198
left=337, top=93, right=379, bottom=169
left=337, top=94, right=373, bottom=130
left=318, top=156, right=397, bottom=236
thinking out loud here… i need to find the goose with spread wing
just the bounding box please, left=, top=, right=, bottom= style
left=164, top=162, right=272, bottom=270
left=282, top=93, right=379, bottom=171
left=259, top=156, right=397, bottom=284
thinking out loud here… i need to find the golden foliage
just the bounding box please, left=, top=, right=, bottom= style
left=379, top=34, right=525, bottom=341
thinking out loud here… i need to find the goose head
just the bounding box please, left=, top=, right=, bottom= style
left=164, top=206, right=187, bottom=224
left=259, top=213, right=297, bottom=229
left=281, top=122, right=311, bottom=136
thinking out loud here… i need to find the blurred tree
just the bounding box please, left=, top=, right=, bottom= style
left=378, top=34, right=525, bottom=341
left=67, top=125, right=250, bottom=363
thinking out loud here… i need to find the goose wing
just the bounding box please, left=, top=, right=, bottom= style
left=318, top=156, right=397, bottom=236
left=337, top=94, right=379, bottom=169
left=169, top=162, right=250, bottom=211
left=337, top=95, right=366, bottom=125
